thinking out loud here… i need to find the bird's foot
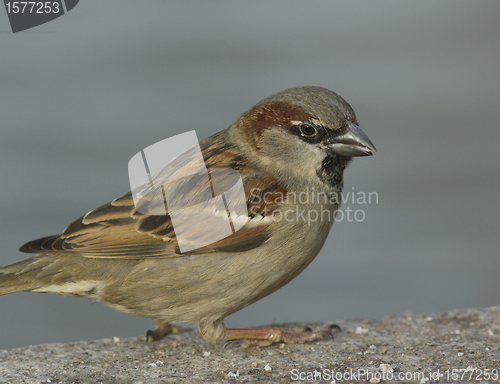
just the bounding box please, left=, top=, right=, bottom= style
left=225, top=324, right=340, bottom=348
left=146, top=319, right=192, bottom=343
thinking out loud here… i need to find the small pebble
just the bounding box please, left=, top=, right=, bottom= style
left=364, top=345, right=377, bottom=354
left=264, top=364, right=272, bottom=371
left=379, top=364, right=393, bottom=373
left=227, top=371, right=239, bottom=378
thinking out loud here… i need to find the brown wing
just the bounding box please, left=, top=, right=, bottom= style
left=19, top=192, right=175, bottom=258
left=19, top=132, right=286, bottom=259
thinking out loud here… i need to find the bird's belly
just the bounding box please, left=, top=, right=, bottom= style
left=101, top=205, right=335, bottom=323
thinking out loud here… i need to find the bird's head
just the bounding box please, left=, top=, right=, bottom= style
left=231, top=86, right=376, bottom=190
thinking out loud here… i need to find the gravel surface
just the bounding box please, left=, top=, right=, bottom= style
left=1, top=307, right=499, bottom=383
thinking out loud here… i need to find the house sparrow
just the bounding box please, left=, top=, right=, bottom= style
left=0, top=86, right=375, bottom=347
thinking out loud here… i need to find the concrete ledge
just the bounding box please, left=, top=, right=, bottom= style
left=1, top=307, right=499, bottom=383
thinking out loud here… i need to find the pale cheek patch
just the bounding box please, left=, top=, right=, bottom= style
left=296, top=140, right=325, bottom=179
left=258, top=127, right=324, bottom=184
left=33, top=281, right=103, bottom=297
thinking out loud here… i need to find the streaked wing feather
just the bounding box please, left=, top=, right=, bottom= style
left=19, top=132, right=285, bottom=258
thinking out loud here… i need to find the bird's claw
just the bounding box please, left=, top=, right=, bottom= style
left=146, top=323, right=192, bottom=343
left=240, top=324, right=340, bottom=348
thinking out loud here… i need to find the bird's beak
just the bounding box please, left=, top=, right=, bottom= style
left=328, top=120, right=376, bottom=157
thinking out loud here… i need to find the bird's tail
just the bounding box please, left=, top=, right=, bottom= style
left=0, top=255, right=56, bottom=296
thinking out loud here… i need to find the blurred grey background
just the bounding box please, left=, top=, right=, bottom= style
left=1, top=1, right=499, bottom=350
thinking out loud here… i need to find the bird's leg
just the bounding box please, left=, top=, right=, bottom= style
left=199, top=320, right=339, bottom=348
left=225, top=324, right=339, bottom=348
left=146, top=319, right=192, bottom=343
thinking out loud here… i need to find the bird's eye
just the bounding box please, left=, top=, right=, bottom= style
left=299, top=123, right=317, bottom=137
